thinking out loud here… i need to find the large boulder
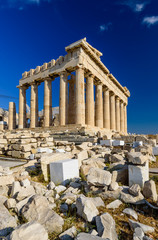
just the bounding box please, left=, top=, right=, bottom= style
left=21, top=195, right=64, bottom=233
left=120, top=187, right=144, bottom=204
left=109, top=154, right=124, bottom=163
left=11, top=181, right=22, bottom=197
left=96, top=212, right=118, bottom=240
left=87, top=168, right=112, bottom=187
left=129, top=184, right=141, bottom=197
left=123, top=208, right=138, bottom=220
left=80, top=158, right=105, bottom=176
left=135, top=145, right=153, bottom=156
left=0, top=175, right=15, bottom=186
left=106, top=199, right=122, bottom=209
left=76, top=195, right=99, bottom=222
left=129, top=219, right=154, bottom=233
left=9, top=221, right=48, bottom=240
left=0, top=203, right=17, bottom=236
left=143, top=180, right=158, bottom=202
left=127, top=152, right=148, bottom=165
left=88, top=197, right=105, bottom=208
left=16, top=185, right=35, bottom=201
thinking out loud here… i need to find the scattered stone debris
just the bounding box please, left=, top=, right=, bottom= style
left=0, top=131, right=157, bottom=239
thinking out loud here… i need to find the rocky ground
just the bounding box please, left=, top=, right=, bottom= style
left=0, top=134, right=158, bottom=240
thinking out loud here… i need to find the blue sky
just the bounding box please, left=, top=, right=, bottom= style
left=0, top=0, right=158, bottom=134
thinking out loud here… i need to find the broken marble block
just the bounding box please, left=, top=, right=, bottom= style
left=50, top=159, right=79, bottom=185
left=128, top=161, right=149, bottom=187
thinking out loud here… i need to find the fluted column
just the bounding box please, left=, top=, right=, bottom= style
left=59, top=71, right=67, bottom=126
left=110, top=92, right=116, bottom=130
left=116, top=96, right=120, bottom=132
left=124, top=103, right=127, bottom=134
left=103, top=87, right=110, bottom=129
left=85, top=74, right=94, bottom=126
left=95, top=83, right=103, bottom=128
left=120, top=101, right=124, bottom=133
left=8, top=102, right=16, bottom=130
left=30, top=83, right=38, bottom=128
left=75, top=67, right=85, bottom=125
left=19, top=86, right=26, bottom=129
left=68, top=75, right=75, bottom=124
left=44, top=78, right=52, bottom=127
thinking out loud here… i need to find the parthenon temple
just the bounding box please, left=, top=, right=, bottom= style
left=17, top=38, right=130, bottom=134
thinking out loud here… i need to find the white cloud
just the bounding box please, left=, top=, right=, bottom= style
left=99, top=22, right=112, bottom=32
left=142, top=16, right=158, bottom=27
left=135, top=3, right=145, bottom=12
left=120, top=0, right=150, bottom=12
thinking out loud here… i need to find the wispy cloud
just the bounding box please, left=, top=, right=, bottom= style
left=99, top=22, right=112, bottom=32
left=142, top=16, right=158, bottom=27
left=0, top=0, right=52, bottom=9
left=119, top=0, right=150, bottom=12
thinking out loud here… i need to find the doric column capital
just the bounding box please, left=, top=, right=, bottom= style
left=60, top=70, right=68, bottom=76
left=76, top=64, right=85, bottom=71
left=18, top=85, right=28, bottom=90
left=103, top=85, right=109, bottom=92
left=30, top=81, right=40, bottom=87
left=44, top=76, right=53, bottom=81
left=110, top=91, right=115, bottom=96
left=116, top=96, right=120, bottom=101
left=95, top=80, right=103, bottom=86
left=85, top=72, right=94, bottom=79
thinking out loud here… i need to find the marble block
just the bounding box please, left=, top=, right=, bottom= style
left=100, top=140, right=113, bottom=147
left=50, top=159, right=79, bottom=184
left=128, top=161, right=149, bottom=188
left=112, top=140, right=124, bottom=146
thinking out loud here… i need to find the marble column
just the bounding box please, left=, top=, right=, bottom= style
left=95, top=83, right=103, bottom=128
left=66, top=80, right=69, bottom=125
left=116, top=96, right=120, bottom=132
left=85, top=74, right=94, bottom=126
left=59, top=71, right=67, bottom=126
left=110, top=92, right=115, bottom=130
left=75, top=67, right=85, bottom=125
left=44, top=78, right=52, bottom=127
left=30, top=83, right=38, bottom=128
left=103, top=87, right=110, bottom=129
left=8, top=102, right=16, bottom=130
left=68, top=75, right=75, bottom=124
left=124, top=103, right=127, bottom=134
left=120, top=101, right=124, bottom=133
left=19, top=86, right=26, bottom=129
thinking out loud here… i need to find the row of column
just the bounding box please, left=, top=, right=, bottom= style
left=59, top=67, right=127, bottom=133
left=18, top=67, right=127, bottom=133
left=19, top=78, right=52, bottom=129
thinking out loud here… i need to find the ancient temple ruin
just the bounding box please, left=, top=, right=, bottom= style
left=17, top=38, right=130, bottom=134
